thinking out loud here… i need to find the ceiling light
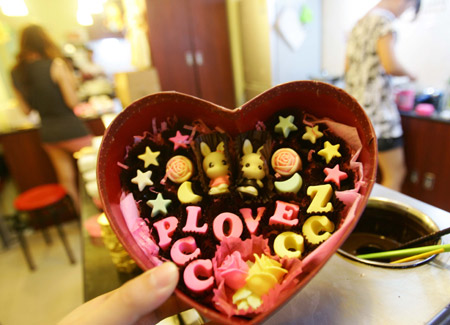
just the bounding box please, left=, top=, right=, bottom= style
left=0, top=0, right=29, bottom=17
left=77, top=9, right=93, bottom=26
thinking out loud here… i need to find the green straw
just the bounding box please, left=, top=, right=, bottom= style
left=356, top=244, right=450, bottom=260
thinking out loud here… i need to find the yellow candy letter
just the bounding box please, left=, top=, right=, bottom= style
left=307, top=184, right=333, bottom=213
left=274, top=231, right=304, bottom=259
left=302, top=216, right=335, bottom=244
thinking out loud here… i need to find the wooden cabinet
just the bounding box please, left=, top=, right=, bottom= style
left=0, top=128, right=57, bottom=192
left=145, top=0, right=235, bottom=108
left=401, top=114, right=450, bottom=212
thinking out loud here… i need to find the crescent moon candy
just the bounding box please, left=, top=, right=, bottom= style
left=178, top=181, right=203, bottom=204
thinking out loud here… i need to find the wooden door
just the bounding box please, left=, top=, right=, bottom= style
left=188, top=0, right=236, bottom=108
left=145, top=0, right=235, bottom=108
left=145, top=0, right=200, bottom=97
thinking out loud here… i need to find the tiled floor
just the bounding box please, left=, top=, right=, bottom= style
left=0, top=220, right=83, bottom=325
left=0, top=177, right=205, bottom=325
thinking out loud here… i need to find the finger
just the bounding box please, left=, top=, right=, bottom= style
left=135, top=294, right=191, bottom=325
left=58, top=290, right=117, bottom=324
left=87, top=262, right=179, bottom=325
left=153, top=293, right=192, bottom=321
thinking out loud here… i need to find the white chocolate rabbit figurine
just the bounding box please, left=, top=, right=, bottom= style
left=237, top=139, right=266, bottom=196
left=200, top=141, right=230, bottom=195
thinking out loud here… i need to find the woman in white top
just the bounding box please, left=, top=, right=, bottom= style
left=345, top=0, right=420, bottom=191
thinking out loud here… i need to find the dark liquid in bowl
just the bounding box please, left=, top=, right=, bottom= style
left=339, top=201, right=439, bottom=267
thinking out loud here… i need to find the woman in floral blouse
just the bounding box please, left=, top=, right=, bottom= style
left=345, top=0, right=420, bottom=191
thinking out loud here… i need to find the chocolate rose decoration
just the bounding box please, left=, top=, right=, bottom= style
left=271, top=148, right=302, bottom=176
left=166, top=155, right=193, bottom=183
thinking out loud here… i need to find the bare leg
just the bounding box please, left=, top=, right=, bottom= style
left=42, top=145, right=81, bottom=214
left=42, top=135, right=92, bottom=215
left=378, top=146, right=407, bottom=192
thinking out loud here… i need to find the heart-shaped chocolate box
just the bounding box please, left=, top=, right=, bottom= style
left=97, top=81, right=377, bottom=324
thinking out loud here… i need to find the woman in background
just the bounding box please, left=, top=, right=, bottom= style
left=345, top=0, right=420, bottom=191
left=11, top=24, right=92, bottom=212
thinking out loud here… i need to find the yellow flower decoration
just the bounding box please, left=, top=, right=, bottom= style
left=232, top=254, right=287, bottom=311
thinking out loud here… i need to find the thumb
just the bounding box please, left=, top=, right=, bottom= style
left=93, top=262, right=179, bottom=324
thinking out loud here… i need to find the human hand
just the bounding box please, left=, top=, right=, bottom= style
left=59, top=262, right=181, bottom=325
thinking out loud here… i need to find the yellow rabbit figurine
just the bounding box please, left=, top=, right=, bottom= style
left=200, top=141, right=230, bottom=195
left=237, top=139, right=266, bottom=196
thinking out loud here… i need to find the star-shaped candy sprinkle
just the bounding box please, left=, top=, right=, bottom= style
left=324, top=164, right=348, bottom=188
left=302, top=125, right=323, bottom=144
left=169, top=131, right=190, bottom=150
left=147, top=193, right=172, bottom=217
left=318, top=141, right=341, bottom=163
left=131, top=169, right=153, bottom=191
left=138, top=146, right=160, bottom=168
left=274, top=115, right=298, bottom=138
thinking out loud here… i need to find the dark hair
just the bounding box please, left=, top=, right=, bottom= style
left=12, top=24, right=62, bottom=97
left=15, top=24, right=62, bottom=64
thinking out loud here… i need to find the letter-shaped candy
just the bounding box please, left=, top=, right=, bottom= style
left=183, top=259, right=214, bottom=293
left=213, top=212, right=244, bottom=241
left=153, top=216, right=178, bottom=250
left=182, top=206, right=208, bottom=234
left=307, top=184, right=333, bottom=213
left=302, top=216, right=335, bottom=244
left=274, top=231, right=304, bottom=259
left=170, top=236, right=201, bottom=266
left=239, top=207, right=265, bottom=234
left=269, top=201, right=299, bottom=227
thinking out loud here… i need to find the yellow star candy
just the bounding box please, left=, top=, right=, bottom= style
left=274, top=115, right=298, bottom=138
left=131, top=169, right=153, bottom=191
left=318, top=141, right=341, bottom=163
left=302, top=125, right=323, bottom=144
left=138, top=146, right=160, bottom=168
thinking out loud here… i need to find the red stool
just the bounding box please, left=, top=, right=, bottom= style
left=13, top=184, right=77, bottom=270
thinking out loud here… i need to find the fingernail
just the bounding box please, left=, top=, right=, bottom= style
left=148, top=262, right=179, bottom=290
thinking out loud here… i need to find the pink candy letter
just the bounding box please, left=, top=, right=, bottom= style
left=239, top=207, right=265, bottom=234
left=170, top=236, right=201, bottom=266
left=153, top=216, right=178, bottom=250
left=213, top=212, right=243, bottom=241
left=269, top=201, right=299, bottom=227
left=182, top=206, right=207, bottom=233
left=183, top=259, right=214, bottom=293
